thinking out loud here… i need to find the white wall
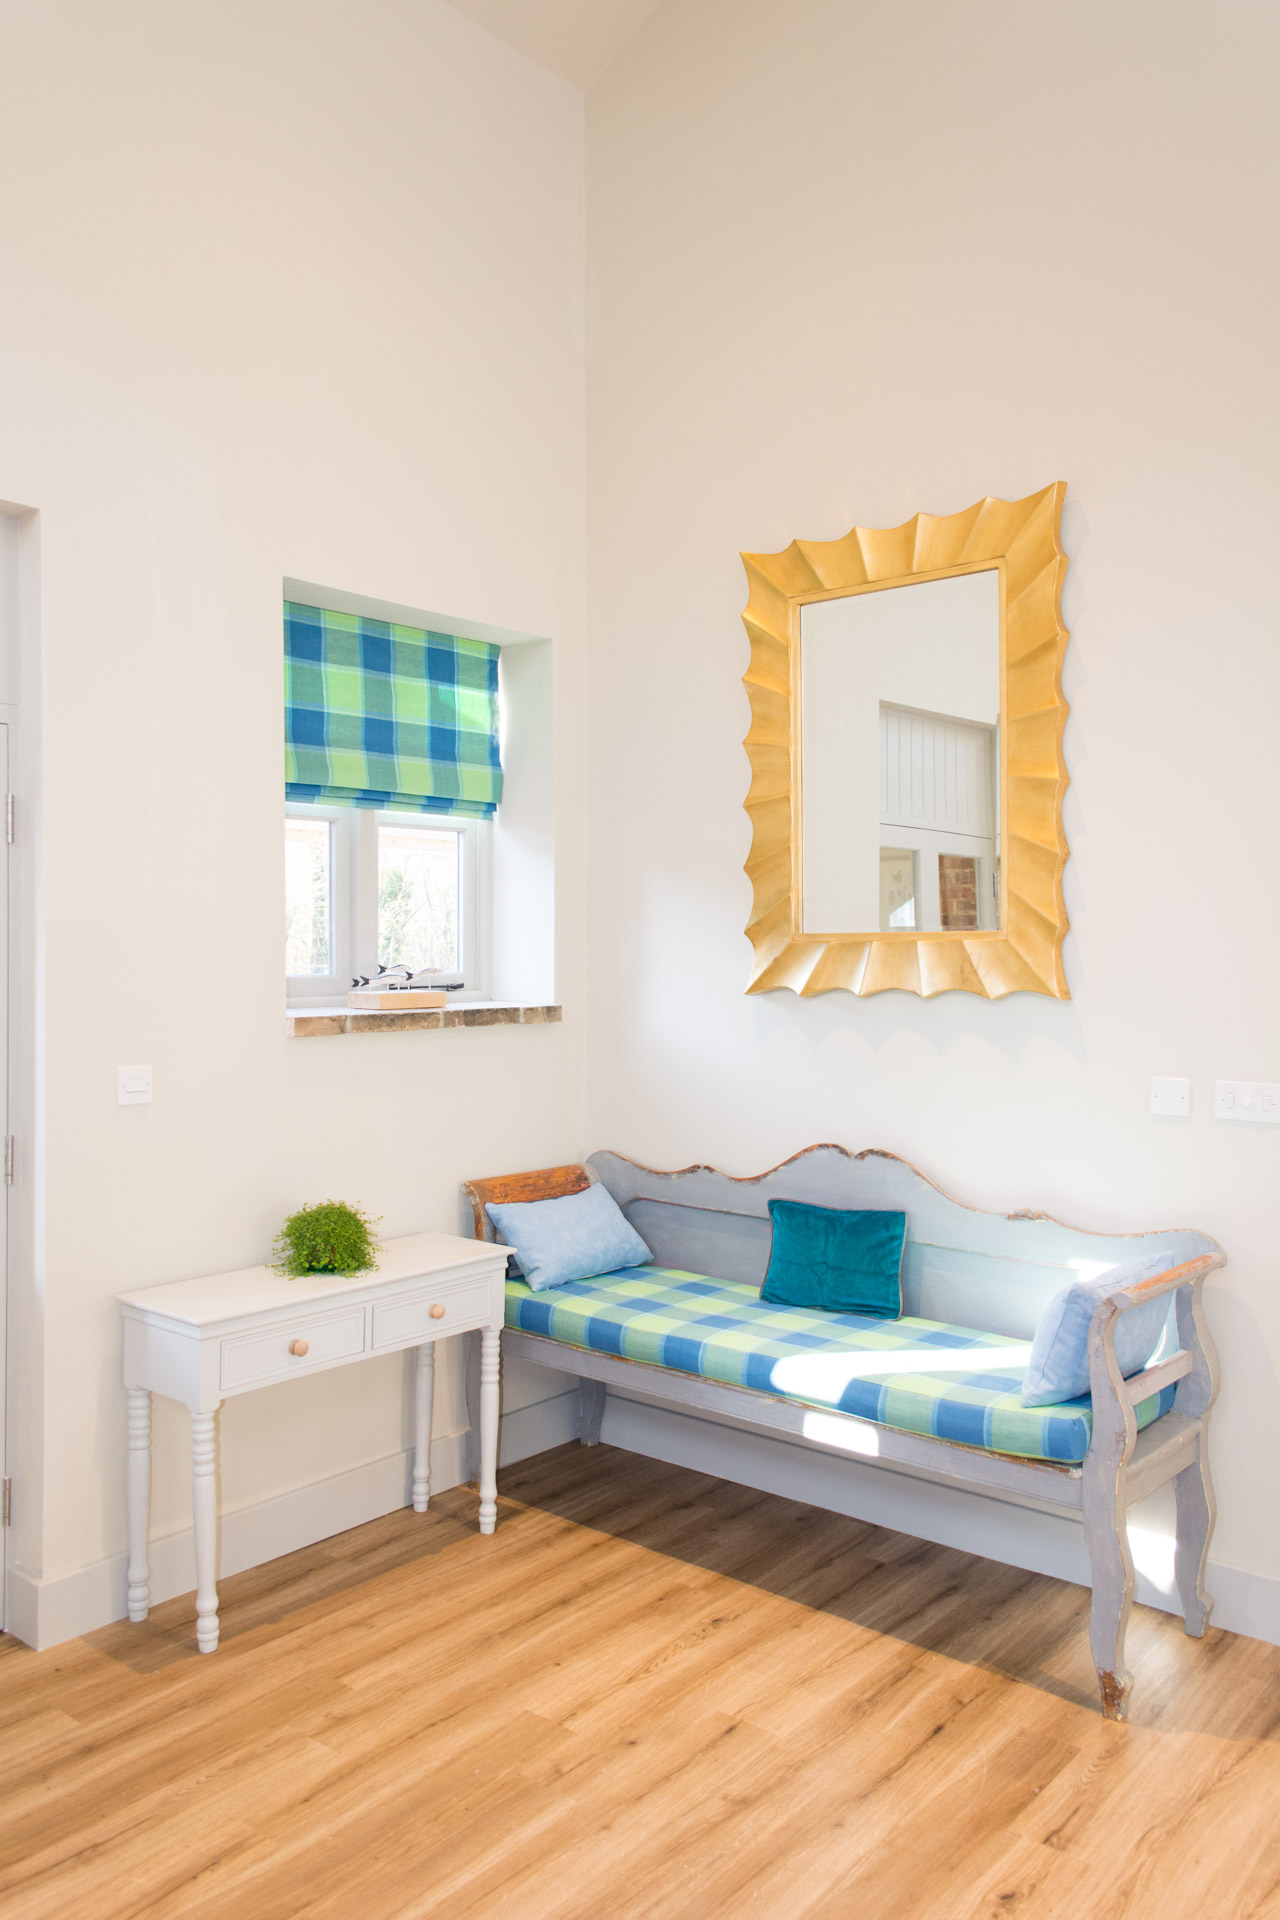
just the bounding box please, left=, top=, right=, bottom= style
left=7, top=0, right=1280, bottom=1654
left=0, top=0, right=586, bottom=1635
left=585, top=0, right=1280, bottom=1625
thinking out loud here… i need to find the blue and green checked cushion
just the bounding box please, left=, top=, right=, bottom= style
left=505, top=1268, right=1177, bottom=1464
left=285, top=601, right=502, bottom=818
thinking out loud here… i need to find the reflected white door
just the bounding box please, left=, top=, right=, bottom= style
left=879, top=704, right=997, bottom=931
left=879, top=826, right=996, bottom=931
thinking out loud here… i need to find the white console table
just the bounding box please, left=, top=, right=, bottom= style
left=119, top=1230, right=507, bottom=1653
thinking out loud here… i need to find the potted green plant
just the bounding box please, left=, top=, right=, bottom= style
left=272, top=1200, right=381, bottom=1278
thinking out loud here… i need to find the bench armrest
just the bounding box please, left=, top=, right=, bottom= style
left=1095, top=1251, right=1224, bottom=1313
left=1086, top=1252, right=1224, bottom=1463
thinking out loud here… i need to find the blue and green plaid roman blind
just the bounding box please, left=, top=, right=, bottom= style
left=284, top=601, right=502, bottom=819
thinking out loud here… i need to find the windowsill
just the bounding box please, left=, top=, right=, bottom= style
left=286, top=1000, right=562, bottom=1038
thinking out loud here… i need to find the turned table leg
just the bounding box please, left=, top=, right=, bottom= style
left=191, top=1406, right=221, bottom=1653
left=126, top=1388, right=152, bottom=1622
left=478, top=1327, right=500, bottom=1535
left=413, top=1343, right=435, bottom=1513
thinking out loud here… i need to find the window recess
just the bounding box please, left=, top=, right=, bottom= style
left=284, top=601, right=499, bottom=1006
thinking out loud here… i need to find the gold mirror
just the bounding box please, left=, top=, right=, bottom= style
left=741, top=484, right=1070, bottom=998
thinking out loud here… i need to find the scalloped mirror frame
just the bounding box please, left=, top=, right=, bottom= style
left=741, top=482, right=1070, bottom=999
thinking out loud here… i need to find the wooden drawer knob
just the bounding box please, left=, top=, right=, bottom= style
left=428, top=1303, right=446, bottom=1320
left=288, top=1338, right=310, bottom=1357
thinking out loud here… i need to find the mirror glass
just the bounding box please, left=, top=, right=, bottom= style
left=799, top=569, right=1000, bottom=935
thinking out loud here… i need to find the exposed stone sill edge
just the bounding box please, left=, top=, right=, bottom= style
left=286, top=1002, right=562, bottom=1038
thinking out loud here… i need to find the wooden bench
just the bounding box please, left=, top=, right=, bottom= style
left=463, top=1145, right=1223, bottom=1719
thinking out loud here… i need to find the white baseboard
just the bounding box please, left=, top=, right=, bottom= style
left=499, top=1386, right=579, bottom=1465
left=599, top=1392, right=1280, bottom=1649
left=5, top=1390, right=579, bottom=1653
left=23, top=1384, right=1271, bottom=1659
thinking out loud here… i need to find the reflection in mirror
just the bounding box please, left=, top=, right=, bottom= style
left=879, top=847, right=917, bottom=929
left=800, top=569, right=1000, bottom=936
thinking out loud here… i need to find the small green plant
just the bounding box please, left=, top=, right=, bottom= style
left=272, top=1200, right=381, bottom=1278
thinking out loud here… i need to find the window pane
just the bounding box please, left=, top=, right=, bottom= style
left=285, top=817, right=332, bottom=975
left=378, top=824, right=459, bottom=972
left=879, top=848, right=916, bottom=930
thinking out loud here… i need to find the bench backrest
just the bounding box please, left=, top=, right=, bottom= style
left=585, top=1146, right=1221, bottom=1339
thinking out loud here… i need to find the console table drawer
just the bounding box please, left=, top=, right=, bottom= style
left=220, top=1306, right=368, bottom=1390
left=372, top=1282, right=492, bottom=1351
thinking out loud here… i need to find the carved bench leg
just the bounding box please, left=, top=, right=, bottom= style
left=1174, top=1435, right=1215, bottom=1637
left=579, top=1379, right=605, bottom=1446
left=1083, top=1466, right=1135, bottom=1721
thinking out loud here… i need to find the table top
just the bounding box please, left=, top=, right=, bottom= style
left=118, top=1230, right=505, bottom=1327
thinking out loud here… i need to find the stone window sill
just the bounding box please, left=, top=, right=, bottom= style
left=286, top=1001, right=562, bottom=1038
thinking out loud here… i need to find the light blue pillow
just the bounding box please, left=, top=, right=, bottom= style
left=485, top=1182, right=653, bottom=1293
left=1021, top=1253, right=1174, bottom=1407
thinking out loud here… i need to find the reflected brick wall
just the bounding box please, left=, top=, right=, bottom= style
left=938, top=855, right=978, bottom=931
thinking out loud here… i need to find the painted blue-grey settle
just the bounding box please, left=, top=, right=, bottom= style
left=462, top=1146, right=1223, bottom=1720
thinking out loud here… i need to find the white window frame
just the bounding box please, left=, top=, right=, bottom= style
left=286, top=802, right=489, bottom=1006
left=285, top=805, right=348, bottom=1004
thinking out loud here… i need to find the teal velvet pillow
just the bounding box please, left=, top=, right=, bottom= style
left=760, top=1200, right=906, bottom=1317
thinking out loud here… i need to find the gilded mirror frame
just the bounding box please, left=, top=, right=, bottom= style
left=741, top=482, right=1070, bottom=998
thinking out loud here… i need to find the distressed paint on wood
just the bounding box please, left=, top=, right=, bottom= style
left=462, top=1163, right=589, bottom=1240
left=466, top=1150, right=1224, bottom=1717
left=590, top=1145, right=1218, bottom=1287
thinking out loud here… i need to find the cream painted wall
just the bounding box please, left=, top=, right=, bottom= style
left=584, top=0, right=1280, bottom=1605
left=0, top=0, right=586, bottom=1604
left=6, top=0, right=1280, bottom=1650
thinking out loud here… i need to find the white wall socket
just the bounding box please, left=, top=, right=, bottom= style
left=1214, top=1080, right=1280, bottom=1124
left=1150, top=1076, right=1191, bottom=1117
left=117, top=1065, right=153, bottom=1106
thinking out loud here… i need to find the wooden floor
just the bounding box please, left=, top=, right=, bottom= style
left=3, top=1444, right=1280, bottom=1920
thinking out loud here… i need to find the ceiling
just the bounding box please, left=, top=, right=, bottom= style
left=441, top=0, right=663, bottom=91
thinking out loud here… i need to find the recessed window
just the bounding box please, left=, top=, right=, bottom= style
left=283, top=596, right=501, bottom=1006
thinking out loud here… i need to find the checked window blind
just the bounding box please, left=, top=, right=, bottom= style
left=284, top=602, right=502, bottom=819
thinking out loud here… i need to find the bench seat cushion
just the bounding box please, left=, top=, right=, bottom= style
left=505, top=1267, right=1177, bottom=1464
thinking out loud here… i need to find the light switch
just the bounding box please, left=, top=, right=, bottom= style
left=1150, top=1077, right=1191, bottom=1117
left=1214, top=1079, right=1280, bottom=1124
left=117, top=1065, right=153, bottom=1106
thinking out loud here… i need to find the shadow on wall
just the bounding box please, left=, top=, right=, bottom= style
left=746, top=976, right=1093, bottom=1074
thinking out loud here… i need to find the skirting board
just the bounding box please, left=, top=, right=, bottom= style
left=599, top=1390, right=1280, bottom=1650
left=5, top=1389, right=579, bottom=1653
left=14, top=1382, right=1276, bottom=1655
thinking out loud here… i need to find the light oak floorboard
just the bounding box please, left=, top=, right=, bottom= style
left=1, top=1442, right=1278, bottom=1920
